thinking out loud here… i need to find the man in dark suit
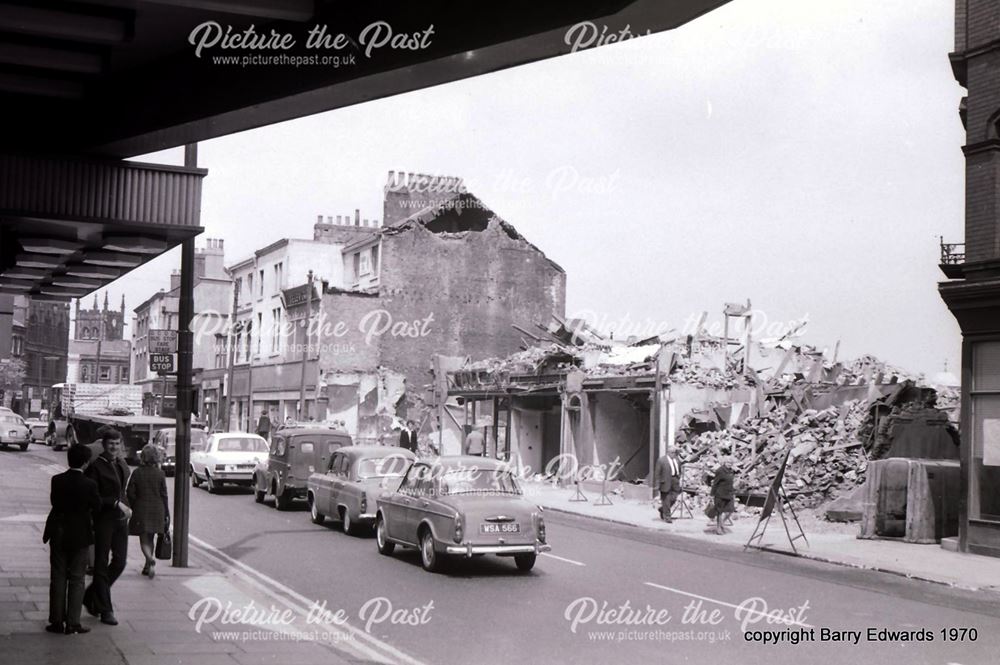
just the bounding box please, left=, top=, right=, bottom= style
left=398, top=420, right=417, bottom=453
left=654, top=445, right=683, bottom=523
left=45, top=444, right=101, bottom=634
left=83, top=427, right=132, bottom=626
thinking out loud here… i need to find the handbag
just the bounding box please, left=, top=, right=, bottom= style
left=155, top=528, right=172, bottom=560
left=704, top=502, right=718, bottom=519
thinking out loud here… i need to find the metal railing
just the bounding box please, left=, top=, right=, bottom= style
left=939, top=236, right=965, bottom=265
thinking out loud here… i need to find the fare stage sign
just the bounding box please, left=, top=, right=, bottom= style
left=148, top=329, right=178, bottom=354
left=150, top=353, right=175, bottom=375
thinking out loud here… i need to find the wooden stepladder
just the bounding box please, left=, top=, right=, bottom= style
left=745, top=449, right=809, bottom=554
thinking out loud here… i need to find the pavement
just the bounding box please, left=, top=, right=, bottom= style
left=522, top=479, right=1000, bottom=592
left=0, top=446, right=411, bottom=665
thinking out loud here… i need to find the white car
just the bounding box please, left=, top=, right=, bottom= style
left=190, top=433, right=269, bottom=494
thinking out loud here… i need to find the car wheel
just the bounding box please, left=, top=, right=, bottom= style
left=205, top=472, right=218, bottom=494
left=376, top=516, right=395, bottom=556
left=275, top=487, right=292, bottom=511
left=419, top=529, right=443, bottom=573
left=19, top=443, right=28, bottom=451
left=342, top=508, right=360, bottom=536
left=191, top=467, right=202, bottom=487
left=255, top=487, right=265, bottom=503
left=514, top=553, right=537, bottom=572
left=310, top=497, right=325, bottom=525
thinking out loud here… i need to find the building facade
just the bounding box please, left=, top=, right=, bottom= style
left=133, top=238, right=230, bottom=419
left=68, top=293, right=131, bottom=385
left=939, top=0, right=1000, bottom=557
left=15, top=297, right=70, bottom=417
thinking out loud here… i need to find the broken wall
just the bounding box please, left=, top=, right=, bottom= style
left=378, top=215, right=566, bottom=392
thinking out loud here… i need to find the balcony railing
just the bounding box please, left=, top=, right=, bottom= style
left=940, top=236, right=965, bottom=265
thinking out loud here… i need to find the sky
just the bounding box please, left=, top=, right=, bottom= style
left=101, top=0, right=965, bottom=377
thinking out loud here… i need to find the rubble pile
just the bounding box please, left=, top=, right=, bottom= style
left=686, top=400, right=870, bottom=508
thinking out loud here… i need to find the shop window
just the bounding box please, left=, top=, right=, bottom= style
left=971, top=341, right=1000, bottom=522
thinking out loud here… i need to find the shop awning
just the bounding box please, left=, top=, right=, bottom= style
left=0, top=153, right=205, bottom=300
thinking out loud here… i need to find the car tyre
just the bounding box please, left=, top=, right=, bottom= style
left=419, top=529, right=444, bottom=573
left=205, top=471, right=219, bottom=494
left=275, top=487, right=292, bottom=511
left=514, top=553, right=537, bottom=572
left=341, top=508, right=360, bottom=536
left=310, top=497, right=325, bottom=525
left=19, top=443, right=28, bottom=451
left=255, top=487, right=265, bottom=504
left=375, top=516, right=395, bottom=556
left=191, top=467, right=202, bottom=487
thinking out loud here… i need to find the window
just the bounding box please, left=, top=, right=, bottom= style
left=259, top=269, right=264, bottom=297
left=245, top=274, right=252, bottom=300
left=352, top=253, right=361, bottom=282
left=11, top=335, right=22, bottom=356
left=215, top=334, right=226, bottom=369
left=81, top=364, right=90, bottom=382
left=100, top=366, right=111, bottom=382
left=359, top=250, right=371, bottom=276
left=971, top=341, right=1000, bottom=522
left=273, top=262, right=283, bottom=293
left=371, top=244, right=380, bottom=276
left=236, top=331, right=243, bottom=362
left=245, top=320, right=252, bottom=359
left=256, top=313, right=262, bottom=355
left=271, top=308, right=281, bottom=353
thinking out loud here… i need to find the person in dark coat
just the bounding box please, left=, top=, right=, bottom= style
left=127, top=444, right=170, bottom=579
left=710, top=458, right=737, bottom=535
left=653, top=445, right=683, bottom=522
left=398, top=420, right=417, bottom=453
left=83, top=428, right=132, bottom=626
left=44, top=445, right=101, bottom=635
left=255, top=412, right=271, bottom=441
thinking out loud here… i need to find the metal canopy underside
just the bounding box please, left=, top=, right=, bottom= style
left=0, top=0, right=731, bottom=157
left=0, top=153, right=205, bottom=300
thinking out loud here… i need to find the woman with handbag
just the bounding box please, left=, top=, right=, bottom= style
left=126, top=444, right=170, bottom=579
left=709, top=457, right=737, bottom=535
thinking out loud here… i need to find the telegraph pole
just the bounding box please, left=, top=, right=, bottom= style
left=297, top=270, right=313, bottom=420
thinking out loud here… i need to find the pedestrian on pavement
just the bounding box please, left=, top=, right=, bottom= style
left=255, top=411, right=271, bottom=441
left=127, top=444, right=170, bottom=579
left=710, top=457, right=737, bottom=535
left=654, top=445, right=683, bottom=523
left=399, top=420, right=418, bottom=453
left=83, top=427, right=132, bottom=626
left=464, top=427, right=485, bottom=456
left=44, top=444, right=101, bottom=635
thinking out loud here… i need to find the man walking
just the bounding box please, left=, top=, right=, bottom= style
left=255, top=411, right=271, bottom=441
left=44, top=445, right=101, bottom=635
left=654, top=445, right=683, bottom=523
left=83, top=428, right=132, bottom=626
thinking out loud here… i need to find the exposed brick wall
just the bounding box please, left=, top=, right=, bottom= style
left=965, top=152, right=1000, bottom=262
left=383, top=171, right=465, bottom=227
left=316, top=290, right=382, bottom=373
left=967, top=0, right=1000, bottom=51
left=377, top=209, right=566, bottom=391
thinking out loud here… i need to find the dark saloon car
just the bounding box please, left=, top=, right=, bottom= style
left=375, top=456, right=550, bottom=573
left=152, top=427, right=208, bottom=475
left=254, top=427, right=352, bottom=510
left=307, top=446, right=416, bottom=535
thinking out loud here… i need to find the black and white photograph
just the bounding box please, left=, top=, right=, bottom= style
left=1, top=1, right=999, bottom=664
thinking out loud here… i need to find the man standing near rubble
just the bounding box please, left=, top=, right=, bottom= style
left=464, top=426, right=485, bottom=457
left=654, top=445, right=683, bottom=522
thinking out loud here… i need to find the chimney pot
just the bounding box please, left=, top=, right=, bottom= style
left=355, top=208, right=360, bottom=226
left=317, top=214, right=323, bottom=225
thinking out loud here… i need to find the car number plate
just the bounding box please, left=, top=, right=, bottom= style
left=480, top=523, right=520, bottom=534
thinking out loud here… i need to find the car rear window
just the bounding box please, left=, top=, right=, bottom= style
left=1, top=415, right=23, bottom=425
left=357, top=455, right=412, bottom=479
left=217, top=437, right=267, bottom=452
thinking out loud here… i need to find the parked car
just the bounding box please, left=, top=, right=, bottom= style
left=375, top=456, right=550, bottom=573
left=0, top=413, right=31, bottom=451
left=254, top=427, right=352, bottom=510
left=23, top=418, right=49, bottom=443
left=190, top=433, right=269, bottom=493
left=152, top=427, right=209, bottom=475
left=308, top=446, right=416, bottom=535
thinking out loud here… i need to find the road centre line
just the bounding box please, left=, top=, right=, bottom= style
left=540, top=552, right=586, bottom=566
left=190, top=533, right=427, bottom=665
left=644, top=581, right=815, bottom=629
